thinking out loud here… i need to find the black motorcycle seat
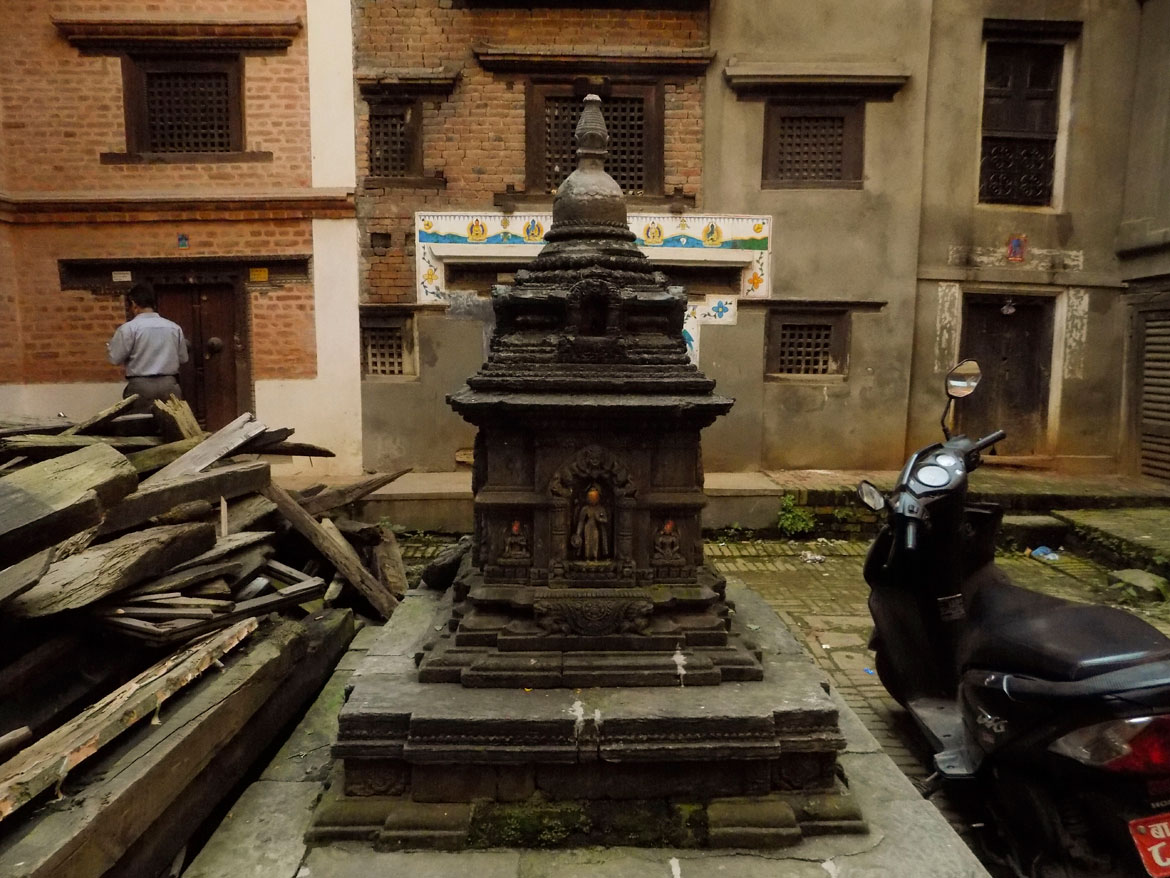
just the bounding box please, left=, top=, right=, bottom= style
left=959, top=565, right=1170, bottom=682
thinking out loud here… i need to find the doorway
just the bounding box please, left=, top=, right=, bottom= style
left=154, top=282, right=250, bottom=430
left=957, top=294, right=1054, bottom=456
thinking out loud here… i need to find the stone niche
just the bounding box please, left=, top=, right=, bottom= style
left=309, top=96, right=864, bottom=850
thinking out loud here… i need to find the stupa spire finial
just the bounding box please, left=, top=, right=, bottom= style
left=574, top=94, right=609, bottom=165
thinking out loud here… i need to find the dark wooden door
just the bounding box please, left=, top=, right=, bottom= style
left=1135, top=309, right=1170, bottom=481
left=155, top=283, right=245, bottom=430
left=957, top=296, right=1053, bottom=456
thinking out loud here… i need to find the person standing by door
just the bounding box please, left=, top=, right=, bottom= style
left=107, top=283, right=189, bottom=413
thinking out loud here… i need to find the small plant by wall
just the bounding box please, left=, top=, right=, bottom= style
left=776, top=495, right=817, bottom=538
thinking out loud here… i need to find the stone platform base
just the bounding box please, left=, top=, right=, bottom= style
left=308, top=585, right=866, bottom=850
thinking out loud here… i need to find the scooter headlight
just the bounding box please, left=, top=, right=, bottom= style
left=1050, top=716, right=1170, bottom=775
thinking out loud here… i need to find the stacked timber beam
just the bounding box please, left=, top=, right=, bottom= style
left=0, top=398, right=409, bottom=831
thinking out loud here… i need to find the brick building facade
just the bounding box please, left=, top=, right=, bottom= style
left=1, top=0, right=363, bottom=473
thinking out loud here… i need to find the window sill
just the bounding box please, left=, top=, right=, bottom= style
left=361, top=373, right=420, bottom=383
left=493, top=190, right=694, bottom=211
left=101, top=151, right=273, bottom=165
left=364, top=175, right=447, bottom=190
left=764, top=372, right=848, bottom=384
left=762, top=179, right=863, bottom=190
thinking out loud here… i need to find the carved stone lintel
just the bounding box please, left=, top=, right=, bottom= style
left=534, top=588, right=653, bottom=636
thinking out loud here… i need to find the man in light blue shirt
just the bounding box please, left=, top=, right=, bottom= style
left=107, top=284, right=189, bottom=413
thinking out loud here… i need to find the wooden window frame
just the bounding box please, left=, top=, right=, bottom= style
left=525, top=80, right=664, bottom=197
left=116, top=54, right=251, bottom=162
left=764, top=309, right=851, bottom=379
left=762, top=100, right=865, bottom=190
left=977, top=21, right=1080, bottom=208
left=360, top=309, right=417, bottom=379
left=365, top=96, right=424, bottom=183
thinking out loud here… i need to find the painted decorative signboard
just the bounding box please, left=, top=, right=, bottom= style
left=416, top=212, right=771, bottom=363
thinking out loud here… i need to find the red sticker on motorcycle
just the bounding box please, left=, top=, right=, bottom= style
left=1130, top=813, right=1170, bottom=877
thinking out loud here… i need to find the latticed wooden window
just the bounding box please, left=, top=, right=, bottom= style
left=763, top=103, right=863, bottom=188
left=775, top=324, right=834, bottom=374
left=144, top=71, right=233, bottom=152
left=368, top=102, right=419, bottom=178
left=125, top=57, right=242, bottom=155
left=979, top=41, right=1063, bottom=206
left=361, top=316, right=414, bottom=377
left=766, top=311, right=849, bottom=377
left=527, top=85, right=663, bottom=197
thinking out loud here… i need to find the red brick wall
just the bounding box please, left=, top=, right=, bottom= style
left=0, top=0, right=311, bottom=195
left=9, top=221, right=316, bottom=384
left=0, top=227, right=22, bottom=382
left=355, top=2, right=708, bottom=304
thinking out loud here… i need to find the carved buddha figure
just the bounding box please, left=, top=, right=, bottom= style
left=572, top=483, right=610, bottom=561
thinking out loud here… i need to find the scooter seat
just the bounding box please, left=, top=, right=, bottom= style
left=960, top=567, right=1170, bottom=682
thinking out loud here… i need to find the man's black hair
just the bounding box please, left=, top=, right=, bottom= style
left=128, top=283, right=156, bottom=310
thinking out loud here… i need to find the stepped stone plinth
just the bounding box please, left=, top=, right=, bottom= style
left=309, top=96, right=865, bottom=849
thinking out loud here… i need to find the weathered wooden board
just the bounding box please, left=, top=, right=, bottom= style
left=167, top=532, right=274, bottom=573
left=7, top=523, right=216, bottom=617
left=143, top=413, right=267, bottom=486
left=0, top=417, right=72, bottom=438
left=60, top=396, right=140, bottom=436
left=0, top=435, right=162, bottom=462
left=124, top=561, right=242, bottom=598
left=151, top=398, right=204, bottom=443
left=0, top=549, right=55, bottom=607
left=0, top=613, right=353, bottom=878
left=253, top=441, right=335, bottom=458
left=125, top=437, right=203, bottom=475
left=0, top=444, right=138, bottom=568
left=374, top=526, right=409, bottom=599
left=224, top=494, right=277, bottom=533
left=98, top=461, right=270, bottom=536
left=0, top=618, right=256, bottom=822
left=297, top=469, right=411, bottom=517
left=263, top=482, right=397, bottom=619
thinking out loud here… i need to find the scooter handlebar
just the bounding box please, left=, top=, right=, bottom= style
left=971, top=430, right=1006, bottom=453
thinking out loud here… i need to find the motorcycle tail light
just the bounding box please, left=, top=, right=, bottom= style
left=1050, top=716, right=1170, bottom=775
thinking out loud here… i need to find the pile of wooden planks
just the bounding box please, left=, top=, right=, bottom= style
left=0, top=396, right=409, bottom=824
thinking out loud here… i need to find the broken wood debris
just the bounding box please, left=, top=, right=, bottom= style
left=0, top=395, right=415, bottom=828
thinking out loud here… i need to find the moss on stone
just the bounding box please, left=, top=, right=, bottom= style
left=467, top=799, right=589, bottom=848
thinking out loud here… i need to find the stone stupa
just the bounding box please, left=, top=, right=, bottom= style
left=309, top=96, right=865, bottom=850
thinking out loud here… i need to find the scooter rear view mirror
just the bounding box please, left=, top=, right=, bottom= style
left=945, top=359, right=982, bottom=399
left=857, top=480, right=887, bottom=512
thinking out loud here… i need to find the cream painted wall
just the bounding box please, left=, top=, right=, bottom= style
left=307, top=0, right=357, bottom=189
left=0, top=382, right=123, bottom=420
left=256, top=218, right=363, bottom=476
left=256, top=0, right=364, bottom=477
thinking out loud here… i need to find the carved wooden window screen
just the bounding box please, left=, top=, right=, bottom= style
left=763, top=102, right=863, bottom=188
left=979, top=41, right=1063, bottom=206
left=144, top=70, right=233, bottom=152
left=368, top=102, right=419, bottom=178
left=126, top=57, right=242, bottom=154
left=766, top=311, right=849, bottom=377
left=361, top=316, right=413, bottom=377
left=527, top=83, right=663, bottom=197
left=776, top=324, right=833, bottom=374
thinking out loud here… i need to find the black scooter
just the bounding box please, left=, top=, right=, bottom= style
left=858, top=360, right=1170, bottom=878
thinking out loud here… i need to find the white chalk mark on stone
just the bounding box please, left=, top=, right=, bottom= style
left=822, top=859, right=841, bottom=878
left=669, top=856, right=682, bottom=878
left=569, top=700, right=585, bottom=737
left=673, top=647, right=687, bottom=687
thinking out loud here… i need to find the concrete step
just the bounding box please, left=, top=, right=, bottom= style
left=1053, top=508, right=1170, bottom=580
left=999, top=514, right=1070, bottom=552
